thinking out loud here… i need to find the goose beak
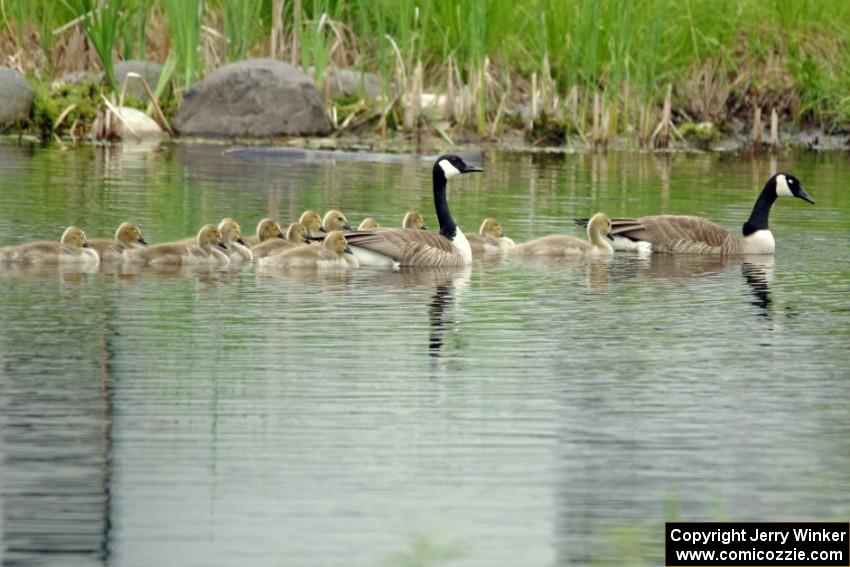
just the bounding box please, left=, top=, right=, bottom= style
left=236, top=237, right=246, bottom=245
left=138, top=236, right=148, bottom=245
left=463, top=164, right=483, bottom=173
left=797, top=187, right=815, bottom=204
left=344, top=245, right=354, bottom=255
left=218, top=241, right=228, bottom=250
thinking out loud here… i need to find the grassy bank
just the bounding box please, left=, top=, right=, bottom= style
left=2, top=0, right=850, bottom=147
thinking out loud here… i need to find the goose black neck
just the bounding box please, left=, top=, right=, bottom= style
left=432, top=168, right=457, bottom=240
left=742, top=182, right=777, bottom=236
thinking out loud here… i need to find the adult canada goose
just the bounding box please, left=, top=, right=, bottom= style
left=244, top=218, right=285, bottom=247
left=508, top=212, right=613, bottom=256
left=575, top=173, right=814, bottom=254
left=258, top=230, right=358, bottom=270
left=0, top=226, right=99, bottom=265
left=88, top=221, right=148, bottom=262
left=342, top=154, right=483, bottom=267
left=322, top=210, right=352, bottom=232
left=217, top=218, right=253, bottom=262
left=466, top=218, right=516, bottom=256
left=358, top=218, right=380, bottom=230
left=251, top=222, right=309, bottom=259
left=125, top=224, right=229, bottom=267
left=402, top=212, right=427, bottom=230
left=299, top=210, right=323, bottom=236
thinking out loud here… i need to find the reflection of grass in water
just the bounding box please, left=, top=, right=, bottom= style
left=591, top=524, right=650, bottom=567
left=382, top=534, right=466, bottom=567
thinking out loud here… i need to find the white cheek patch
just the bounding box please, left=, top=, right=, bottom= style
left=438, top=159, right=462, bottom=179
left=775, top=174, right=793, bottom=198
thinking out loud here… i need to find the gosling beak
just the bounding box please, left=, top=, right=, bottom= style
left=82, top=241, right=91, bottom=248
left=343, top=222, right=352, bottom=230
left=137, top=236, right=148, bottom=245
left=218, top=241, right=228, bottom=250
left=797, top=186, right=816, bottom=204
left=319, top=227, right=327, bottom=234
left=236, top=237, right=246, bottom=245
left=606, top=234, right=614, bottom=242
left=276, top=231, right=285, bottom=239
left=420, top=225, right=428, bottom=230
left=344, top=245, right=354, bottom=255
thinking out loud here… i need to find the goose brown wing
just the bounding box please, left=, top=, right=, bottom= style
left=345, top=229, right=459, bottom=265
left=637, top=215, right=733, bottom=253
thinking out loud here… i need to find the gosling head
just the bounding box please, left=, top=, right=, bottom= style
left=479, top=218, right=503, bottom=238
left=61, top=226, right=90, bottom=249
left=286, top=222, right=309, bottom=243
left=403, top=212, right=427, bottom=230
left=586, top=212, right=613, bottom=239
left=323, top=231, right=352, bottom=255
left=771, top=173, right=814, bottom=204
left=218, top=218, right=245, bottom=245
left=358, top=218, right=380, bottom=230
left=256, top=218, right=284, bottom=242
left=322, top=210, right=352, bottom=232
left=115, top=221, right=147, bottom=247
left=298, top=210, right=323, bottom=236
left=198, top=224, right=227, bottom=250
left=433, top=154, right=483, bottom=181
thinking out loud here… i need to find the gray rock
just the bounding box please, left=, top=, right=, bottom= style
left=175, top=59, right=332, bottom=138
left=0, top=67, right=33, bottom=126
left=113, top=60, right=164, bottom=99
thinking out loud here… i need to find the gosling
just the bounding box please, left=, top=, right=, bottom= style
left=0, top=226, right=99, bottom=265
left=299, top=210, right=323, bottom=236
left=217, top=218, right=253, bottom=263
left=507, top=213, right=613, bottom=256
left=402, top=212, right=427, bottom=230
left=466, top=218, right=515, bottom=256
left=244, top=218, right=285, bottom=247
left=322, top=210, right=352, bottom=232
left=88, top=222, right=148, bottom=263
left=251, top=222, right=309, bottom=259
left=358, top=218, right=380, bottom=230
left=258, top=230, right=358, bottom=270
left=125, top=224, right=229, bottom=267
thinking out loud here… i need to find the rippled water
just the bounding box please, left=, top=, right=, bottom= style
left=0, top=142, right=849, bottom=566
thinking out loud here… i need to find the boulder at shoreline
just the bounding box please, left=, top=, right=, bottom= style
left=0, top=67, right=34, bottom=126
left=175, top=59, right=332, bottom=138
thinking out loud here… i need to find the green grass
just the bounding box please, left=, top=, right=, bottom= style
left=4, top=0, right=850, bottom=137
left=161, top=0, right=204, bottom=92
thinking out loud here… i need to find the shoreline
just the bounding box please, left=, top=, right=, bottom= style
left=6, top=125, right=846, bottom=155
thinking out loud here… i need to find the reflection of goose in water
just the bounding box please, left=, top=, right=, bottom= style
left=741, top=257, right=774, bottom=319
left=606, top=253, right=776, bottom=319
left=420, top=266, right=472, bottom=359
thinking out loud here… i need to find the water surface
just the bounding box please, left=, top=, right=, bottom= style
left=0, top=142, right=849, bottom=566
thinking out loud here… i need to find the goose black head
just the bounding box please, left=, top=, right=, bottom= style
left=772, top=173, right=814, bottom=204
left=434, top=154, right=483, bottom=180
